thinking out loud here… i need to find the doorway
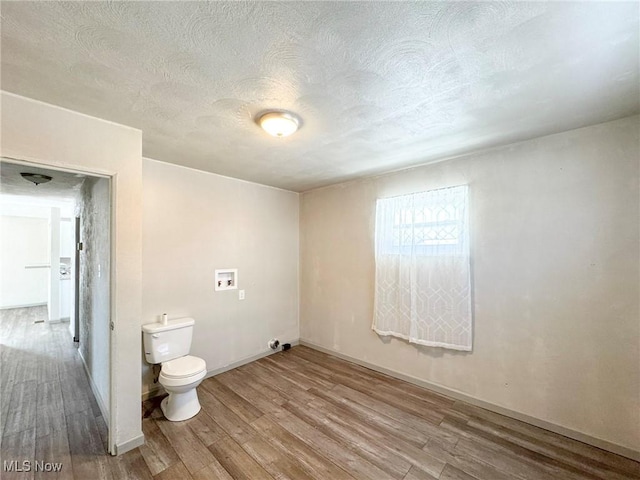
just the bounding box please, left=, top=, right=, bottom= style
left=0, top=159, right=113, bottom=456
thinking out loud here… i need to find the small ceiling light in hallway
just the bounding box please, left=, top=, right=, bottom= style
left=20, top=172, right=52, bottom=186
left=257, top=111, right=301, bottom=137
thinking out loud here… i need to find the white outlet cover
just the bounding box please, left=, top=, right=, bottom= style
left=239, top=290, right=245, bottom=300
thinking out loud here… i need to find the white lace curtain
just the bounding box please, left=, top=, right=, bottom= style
left=373, top=185, right=472, bottom=351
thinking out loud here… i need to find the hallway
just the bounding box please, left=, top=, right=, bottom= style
left=0, top=306, right=107, bottom=479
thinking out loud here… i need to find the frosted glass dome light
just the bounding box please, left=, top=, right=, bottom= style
left=257, top=111, right=301, bottom=137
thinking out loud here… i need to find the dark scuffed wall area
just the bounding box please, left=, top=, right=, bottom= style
left=77, top=176, right=111, bottom=417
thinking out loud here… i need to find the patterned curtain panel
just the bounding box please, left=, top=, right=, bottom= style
left=373, top=185, right=472, bottom=351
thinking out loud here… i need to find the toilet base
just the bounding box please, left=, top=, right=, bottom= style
left=161, top=389, right=201, bottom=421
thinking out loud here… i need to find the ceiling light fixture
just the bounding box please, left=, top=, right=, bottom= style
left=20, top=172, right=53, bottom=186
left=257, top=111, right=301, bottom=137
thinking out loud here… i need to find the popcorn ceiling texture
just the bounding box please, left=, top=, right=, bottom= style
left=1, top=1, right=638, bottom=191
left=0, top=160, right=85, bottom=201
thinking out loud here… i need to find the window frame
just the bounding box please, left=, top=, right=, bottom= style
left=376, top=185, right=469, bottom=257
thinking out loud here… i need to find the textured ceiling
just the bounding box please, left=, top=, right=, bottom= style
left=1, top=1, right=638, bottom=192
left=0, top=160, right=85, bottom=202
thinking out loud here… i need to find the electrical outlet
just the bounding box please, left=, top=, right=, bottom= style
left=239, top=290, right=245, bottom=300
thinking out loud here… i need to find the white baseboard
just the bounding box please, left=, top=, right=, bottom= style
left=142, top=339, right=300, bottom=401
left=300, top=339, right=640, bottom=462
left=77, top=349, right=109, bottom=420
left=0, top=302, right=47, bottom=310
left=114, top=434, right=145, bottom=456
left=46, top=317, right=70, bottom=324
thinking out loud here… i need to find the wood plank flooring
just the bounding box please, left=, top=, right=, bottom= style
left=3, top=306, right=639, bottom=479
left=0, top=306, right=106, bottom=480
left=139, top=347, right=639, bottom=480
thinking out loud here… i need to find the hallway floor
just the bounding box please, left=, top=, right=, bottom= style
left=0, top=306, right=108, bottom=479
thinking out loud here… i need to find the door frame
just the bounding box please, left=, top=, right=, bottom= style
left=74, top=215, right=80, bottom=343
left=1, top=156, right=117, bottom=454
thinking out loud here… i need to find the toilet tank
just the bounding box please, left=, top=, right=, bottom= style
left=142, top=317, right=195, bottom=364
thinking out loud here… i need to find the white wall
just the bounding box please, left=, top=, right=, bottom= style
left=141, top=159, right=299, bottom=396
left=1, top=91, right=143, bottom=454
left=60, top=217, right=74, bottom=322
left=300, top=115, right=640, bottom=455
left=0, top=214, right=49, bottom=308
left=48, top=207, right=61, bottom=322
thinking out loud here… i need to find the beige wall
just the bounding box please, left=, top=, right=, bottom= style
left=141, top=159, right=299, bottom=396
left=1, top=91, right=143, bottom=454
left=300, top=115, right=640, bottom=453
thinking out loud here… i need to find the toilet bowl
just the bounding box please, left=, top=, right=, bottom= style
left=158, top=355, right=207, bottom=421
left=142, top=317, right=207, bottom=422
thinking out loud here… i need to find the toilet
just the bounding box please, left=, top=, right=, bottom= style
left=142, top=317, right=207, bottom=421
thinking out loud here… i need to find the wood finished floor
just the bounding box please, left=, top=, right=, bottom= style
left=0, top=306, right=107, bottom=480
left=2, top=307, right=639, bottom=479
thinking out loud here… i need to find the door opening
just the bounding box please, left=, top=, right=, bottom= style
left=0, top=158, right=114, bottom=454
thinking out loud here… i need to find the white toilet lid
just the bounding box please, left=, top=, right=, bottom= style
left=161, top=355, right=206, bottom=379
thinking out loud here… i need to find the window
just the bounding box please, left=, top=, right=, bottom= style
left=372, top=185, right=472, bottom=351
left=377, top=185, right=468, bottom=255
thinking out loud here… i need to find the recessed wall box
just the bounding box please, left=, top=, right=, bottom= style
left=215, top=269, right=238, bottom=291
